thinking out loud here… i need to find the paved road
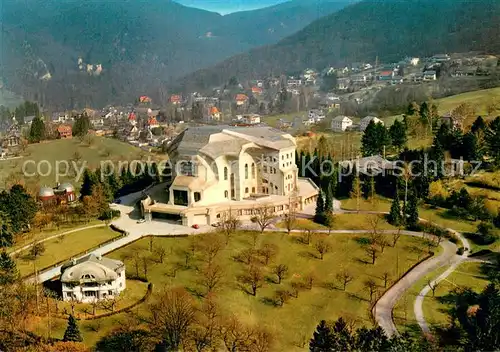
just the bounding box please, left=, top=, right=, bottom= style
left=413, top=229, right=470, bottom=334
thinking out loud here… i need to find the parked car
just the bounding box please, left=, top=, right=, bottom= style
left=137, top=219, right=146, bottom=224
left=211, top=222, right=220, bottom=228
left=192, top=224, right=199, bottom=229
left=114, top=199, right=122, bottom=204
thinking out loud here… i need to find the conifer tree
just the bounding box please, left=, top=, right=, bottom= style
left=80, top=169, right=99, bottom=199
left=0, top=250, right=18, bottom=285
left=325, top=185, right=334, bottom=213
left=388, top=187, right=402, bottom=226
left=63, top=314, right=83, bottom=342
left=314, top=191, right=326, bottom=224
left=310, top=320, right=332, bottom=351
left=405, top=191, right=419, bottom=229
left=29, top=116, right=46, bottom=143
left=0, top=211, right=13, bottom=248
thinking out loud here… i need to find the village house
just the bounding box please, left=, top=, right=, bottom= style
left=60, top=254, right=126, bottom=303
left=2, top=124, right=21, bottom=148
left=209, top=106, right=221, bottom=121
left=170, top=95, right=182, bottom=105
left=441, top=112, right=464, bottom=130
left=251, top=87, right=263, bottom=96
left=141, top=126, right=319, bottom=226
left=360, top=116, right=384, bottom=131
left=56, top=125, right=72, bottom=139
left=235, top=94, right=249, bottom=106
left=423, top=70, right=437, bottom=81
left=378, top=70, right=395, bottom=81
left=241, top=114, right=261, bottom=125
left=308, top=109, right=325, bottom=124
left=287, top=79, right=302, bottom=88
left=339, top=155, right=395, bottom=176
left=336, top=78, right=350, bottom=90
left=331, top=116, right=353, bottom=132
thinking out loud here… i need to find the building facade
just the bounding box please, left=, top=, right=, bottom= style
left=331, top=116, right=353, bottom=132
left=360, top=116, right=384, bottom=131
left=142, top=126, right=319, bottom=226
left=60, top=254, right=126, bottom=303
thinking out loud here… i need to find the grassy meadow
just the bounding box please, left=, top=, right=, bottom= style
left=0, top=137, right=145, bottom=191
left=28, top=230, right=436, bottom=349
left=13, top=226, right=121, bottom=277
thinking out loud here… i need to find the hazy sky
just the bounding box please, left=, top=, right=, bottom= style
left=176, top=0, right=288, bottom=14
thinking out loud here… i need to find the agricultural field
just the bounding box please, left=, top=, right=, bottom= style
left=0, top=137, right=146, bottom=191
left=13, top=226, right=121, bottom=277
left=29, top=230, right=436, bottom=349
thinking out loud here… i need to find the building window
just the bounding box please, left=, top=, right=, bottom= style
left=245, top=187, right=249, bottom=193
left=231, top=190, right=235, bottom=199
left=262, top=187, right=266, bottom=193
left=173, top=190, right=188, bottom=206
left=194, top=192, right=201, bottom=202
left=108, top=290, right=113, bottom=295
left=252, top=187, right=255, bottom=193
left=84, top=291, right=96, bottom=297
left=224, top=190, right=228, bottom=198
left=275, top=186, right=278, bottom=190
left=245, top=164, right=248, bottom=179
left=224, top=167, right=228, bottom=180
left=263, top=165, right=267, bottom=173
left=180, top=161, right=195, bottom=176
left=251, top=163, right=255, bottom=178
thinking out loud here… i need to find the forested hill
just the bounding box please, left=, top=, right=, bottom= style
left=177, top=0, right=500, bottom=92
left=0, top=0, right=351, bottom=108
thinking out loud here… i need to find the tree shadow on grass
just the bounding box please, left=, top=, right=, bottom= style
left=260, top=297, right=278, bottom=307
left=298, top=250, right=317, bottom=259
left=320, top=281, right=339, bottom=291
left=346, top=292, right=366, bottom=302
left=185, top=286, right=205, bottom=299
left=354, top=257, right=371, bottom=265
left=265, top=276, right=277, bottom=284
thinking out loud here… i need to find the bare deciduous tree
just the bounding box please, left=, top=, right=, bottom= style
left=364, top=279, right=378, bottom=302
left=392, top=227, right=402, bottom=247
left=148, top=287, right=196, bottom=350
left=219, top=209, right=240, bottom=245
left=236, top=248, right=256, bottom=265
left=301, top=228, right=313, bottom=245
left=283, top=192, right=298, bottom=235
left=336, top=269, right=354, bottom=291
left=201, top=234, right=224, bottom=265
left=314, top=238, right=331, bottom=260
left=304, top=272, right=317, bottom=290
left=365, top=243, right=378, bottom=265
left=241, top=265, right=263, bottom=296
left=154, top=247, right=167, bottom=264
left=274, top=290, right=291, bottom=307
left=253, top=204, right=276, bottom=234
left=219, top=316, right=272, bottom=352
left=199, top=264, right=225, bottom=295
left=382, top=271, right=391, bottom=288
left=272, top=264, right=289, bottom=284
left=427, top=280, right=439, bottom=297
left=188, top=294, right=220, bottom=352
left=290, top=281, right=302, bottom=298
left=259, top=243, right=278, bottom=265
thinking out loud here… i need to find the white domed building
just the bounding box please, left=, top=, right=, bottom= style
left=60, top=254, right=126, bottom=302
left=38, top=183, right=77, bottom=205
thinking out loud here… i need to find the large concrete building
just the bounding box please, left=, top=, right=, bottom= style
left=142, top=126, right=319, bottom=226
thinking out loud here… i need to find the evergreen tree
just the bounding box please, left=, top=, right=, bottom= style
left=325, top=185, right=334, bottom=213
left=29, top=116, right=46, bottom=143
left=72, top=113, right=90, bottom=137
left=63, top=315, right=83, bottom=342
left=389, top=119, right=407, bottom=151
left=314, top=191, right=326, bottom=224
left=80, top=169, right=100, bottom=199
left=471, top=116, right=486, bottom=134
left=430, top=137, right=445, bottom=179
left=486, top=117, right=500, bottom=166
left=350, top=173, right=362, bottom=212
left=361, top=121, right=390, bottom=157
left=405, top=191, right=419, bottom=229
left=310, top=320, right=332, bottom=351
left=462, top=132, right=480, bottom=161
left=0, top=250, right=17, bottom=285
left=0, top=211, right=13, bottom=248
left=0, top=185, right=38, bottom=235
left=388, top=187, right=402, bottom=226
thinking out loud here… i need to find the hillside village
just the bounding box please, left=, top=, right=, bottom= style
left=2, top=35, right=500, bottom=352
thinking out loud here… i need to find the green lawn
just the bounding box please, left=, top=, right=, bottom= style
left=276, top=214, right=397, bottom=231
left=8, top=220, right=103, bottom=253
left=394, top=262, right=489, bottom=335
left=40, top=230, right=436, bottom=350
left=0, top=137, right=145, bottom=190
left=14, top=226, right=121, bottom=277
left=434, top=87, right=500, bottom=117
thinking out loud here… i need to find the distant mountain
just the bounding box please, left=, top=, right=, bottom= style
left=0, top=0, right=351, bottom=108
left=177, top=0, right=500, bottom=92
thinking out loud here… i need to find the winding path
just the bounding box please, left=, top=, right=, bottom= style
left=413, top=230, right=470, bottom=334
left=25, top=194, right=472, bottom=338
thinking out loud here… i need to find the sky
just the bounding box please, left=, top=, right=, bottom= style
left=176, top=0, right=289, bottom=14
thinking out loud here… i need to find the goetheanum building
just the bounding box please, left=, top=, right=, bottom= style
left=60, top=254, right=126, bottom=302
left=141, top=126, right=319, bottom=226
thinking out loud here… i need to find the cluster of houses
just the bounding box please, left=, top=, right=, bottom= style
left=331, top=115, right=384, bottom=133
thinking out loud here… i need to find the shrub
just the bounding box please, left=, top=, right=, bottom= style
left=457, top=247, right=464, bottom=255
